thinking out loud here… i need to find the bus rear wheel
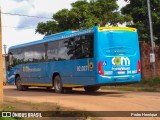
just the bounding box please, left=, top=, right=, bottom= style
left=16, top=76, right=28, bottom=91
left=84, top=86, right=100, bottom=92
left=54, top=75, right=63, bottom=93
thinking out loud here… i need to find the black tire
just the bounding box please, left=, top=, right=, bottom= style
left=84, top=86, right=100, bottom=92
left=54, top=75, right=63, bottom=93
left=63, top=87, right=72, bottom=93
left=46, top=87, right=52, bottom=90
left=16, top=76, right=28, bottom=91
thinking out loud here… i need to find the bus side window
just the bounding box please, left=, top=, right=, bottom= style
left=81, top=34, right=94, bottom=58
left=68, top=37, right=75, bottom=59
left=44, top=43, right=48, bottom=61
left=88, top=34, right=94, bottom=58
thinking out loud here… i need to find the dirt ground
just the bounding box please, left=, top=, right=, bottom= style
left=3, top=85, right=160, bottom=120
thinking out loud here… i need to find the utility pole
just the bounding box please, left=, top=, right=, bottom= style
left=3, top=44, right=8, bottom=83
left=147, top=0, right=156, bottom=77
left=0, top=7, right=3, bottom=107
left=3, top=44, right=6, bottom=55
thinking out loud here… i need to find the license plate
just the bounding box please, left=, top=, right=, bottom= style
left=117, top=71, right=125, bottom=74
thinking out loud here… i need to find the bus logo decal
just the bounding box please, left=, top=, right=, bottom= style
left=112, top=57, right=130, bottom=66
left=23, top=66, right=41, bottom=72
left=89, top=62, right=94, bottom=69
left=103, top=61, right=107, bottom=66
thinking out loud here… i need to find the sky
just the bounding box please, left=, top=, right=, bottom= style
left=0, top=0, right=127, bottom=53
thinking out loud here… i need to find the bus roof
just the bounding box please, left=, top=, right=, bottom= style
left=9, top=28, right=94, bottom=50
left=9, top=26, right=136, bottom=50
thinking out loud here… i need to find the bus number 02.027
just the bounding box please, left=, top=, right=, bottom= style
left=77, top=66, right=88, bottom=71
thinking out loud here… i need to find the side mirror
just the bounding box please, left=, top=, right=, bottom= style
left=8, top=52, right=13, bottom=66
left=8, top=65, right=13, bottom=71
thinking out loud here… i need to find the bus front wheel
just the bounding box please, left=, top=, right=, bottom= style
left=54, top=75, right=63, bottom=93
left=84, top=86, right=100, bottom=92
left=16, top=76, right=28, bottom=91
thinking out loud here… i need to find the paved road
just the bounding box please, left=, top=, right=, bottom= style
left=3, top=85, right=160, bottom=120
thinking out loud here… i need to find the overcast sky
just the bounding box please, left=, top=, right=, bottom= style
left=0, top=0, right=127, bottom=53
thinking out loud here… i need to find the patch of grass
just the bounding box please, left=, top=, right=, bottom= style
left=2, top=105, right=16, bottom=111
left=140, top=77, right=160, bottom=87
left=0, top=118, right=23, bottom=120
left=1, top=106, right=24, bottom=120
left=102, top=77, right=160, bottom=92
left=2, top=98, right=97, bottom=120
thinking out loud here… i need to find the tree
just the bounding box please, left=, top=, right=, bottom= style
left=121, top=0, right=160, bottom=43
left=36, top=0, right=128, bottom=35
left=35, top=21, right=60, bottom=36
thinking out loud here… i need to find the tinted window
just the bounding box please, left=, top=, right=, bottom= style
left=58, top=39, right=73, bottom=60
left=33, top=44, right=45, bottom=62
left=74, top=33, right=94, bottom=59
left=65, top=37, right=75, bottom=60
left=9, top=33, right=94, bottom=65
left=86, top=33, right=94, bottom=58
left=9, top=48, right=24, bottom=66
left=47, top=41, right=59, bottom=61
left=24, top=46, right=34, bottom=63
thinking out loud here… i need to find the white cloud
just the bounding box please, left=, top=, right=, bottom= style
left=1, top=0, right=77, bottom=53
left=32, top=0, right=76, bottom=14
left=117, top=0, right=128, bottom=10
left=2, top=26, right=44, bottom=51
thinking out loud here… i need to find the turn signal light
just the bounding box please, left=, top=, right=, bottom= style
left=98, top=61, right=104, bottom=75
left=137, top=60, right=141, bottom=73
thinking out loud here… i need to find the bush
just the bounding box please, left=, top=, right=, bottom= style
left=140, top=77, right=160, bottom=87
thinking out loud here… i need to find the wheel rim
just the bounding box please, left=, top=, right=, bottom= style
left=55, top=77, right=61, bottom=91
left=17, top=79, right=22, bottom=89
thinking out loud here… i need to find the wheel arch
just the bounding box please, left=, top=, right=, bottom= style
left=52, top=72, right=60, bottom=86
left=15, top=74, right=20, bottom=85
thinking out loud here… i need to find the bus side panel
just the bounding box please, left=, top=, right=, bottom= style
left=8, top=68, right=16, bottom=85
left=21, top=63, right=47, bottom=85
left=73, top=58, right=96, bottom=86
left=46, top=60, right=74, bottom=85
left=8, top=65, right=22, bottom=85
left=46, top=59, right=96, bottom=87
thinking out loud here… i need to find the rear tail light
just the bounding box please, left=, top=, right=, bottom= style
left=137, top=60, right=141, bottom=73
left=98, top=61, right=104, bottom=75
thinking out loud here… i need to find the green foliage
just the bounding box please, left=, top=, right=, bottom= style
left=102, top=77, right=160, bottom=92
left=35, top=21, right=59, bottom=36
left=3, top=106, right=15, bottom=111
left=141, top=77, right=160, bottom=87
left=36, top=0, right=128, bottom=35
left=0, top=106, right=23, bottom=120
left=121, top=0, right=160, bottom=43
left=0, top=118, right=23, bottom=120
